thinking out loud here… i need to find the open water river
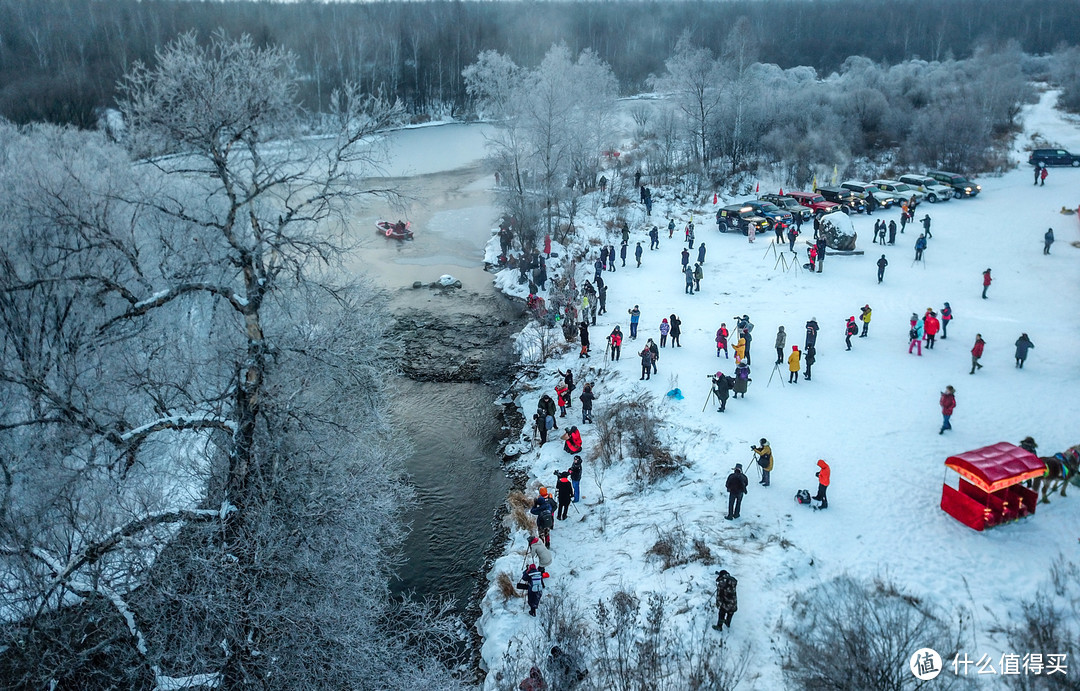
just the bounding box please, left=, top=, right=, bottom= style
left=341, top=123, right=516, bottom=611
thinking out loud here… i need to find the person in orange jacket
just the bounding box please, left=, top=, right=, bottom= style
left=813, top=459, right=830, bottom=510
left=787, top=345, right=801, bottom=383
left=923, top=310, right=940, bottom=349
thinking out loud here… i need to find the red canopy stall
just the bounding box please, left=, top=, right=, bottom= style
left=940, top=442, right=1043, bottom=531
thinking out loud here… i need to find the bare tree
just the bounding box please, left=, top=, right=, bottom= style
left=649, top=31, right=724, bottom=173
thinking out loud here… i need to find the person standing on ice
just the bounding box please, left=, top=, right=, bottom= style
left=844, top=317, right=857, bottom=351
left=787, top=226, right=799, bottom=253
left=693, top=263, right=703, bottom=292
left=1044, top=228, right=1054, bottom=255
left=752, top=439, right=773, bottom=486
left=713, top=570, right=738, bottom=630
left=859, top=305, right=872, bottom=337
left=804, top=318, right=819, bottom=351
left=684, top=264, right=695, bottom=294
left=659, top=318, right=670, bottom=347
left=634, top=242, right=643, bottom=267
left=724, top=463, right=749, bottom=520
left=639, top=345, right=653, bottom=381
left=888, top=219, right=897, bottom=245
left=628, top=305, right=641, bottom=340
left=1014, top=333, right=1034, bottom=368
left=940, top=302, right=952, bottom=339
left=732, top=362, right=751, bottom=398
left=712, top=371, right=731, bottom=412
left=788, top=345, right=801, bottom=383
left=970, top=334, right=985, bottom=374
left=774, top=326, right=786, bottom=364
left=578, top=383, right=595, bottom=424
left=681, top=247, right=690, bottom=271
left=697, top=243, right=707, bottom=264
left=812, top=460, right=830, bottom=509
left=716, top=323, right=730, bottom=358
left=621, top=221, right=631, bottom=245
left=981, top=268, right=992, bottom=299
left=939, top=385, right=956, bottom=434
left=668, top=218, right=676, bottom=238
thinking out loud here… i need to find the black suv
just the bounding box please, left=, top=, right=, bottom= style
left=759, top=194, right=813, bottom=222
left=716, top=204, right=770, bottom=235
left=925, top=170, right=981, bottom=198
left=816, top=186, right=866, bottom=214
left=1029, top=149, right=1080, bottom=167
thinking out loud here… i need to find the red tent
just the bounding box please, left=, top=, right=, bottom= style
left=940, top=442, right=1042, bottom=530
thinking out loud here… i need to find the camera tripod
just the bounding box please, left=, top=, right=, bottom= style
left=767, top=362, right=787, bottom=388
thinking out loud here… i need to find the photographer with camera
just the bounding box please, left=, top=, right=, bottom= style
left=752, top=439, right=773, bottom=487
left=710, top=372, right=732, bottom=412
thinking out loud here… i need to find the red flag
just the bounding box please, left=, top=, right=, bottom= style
left=713, top=193, right=718, bottom=205
left=755, top=182, right=759, bottom=193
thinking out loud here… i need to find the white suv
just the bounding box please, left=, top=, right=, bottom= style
left=839, top=181, right=901, bottom=208
left=871, top=179, right=925, bottom=205
left=897, top=174, right=954, bottom=203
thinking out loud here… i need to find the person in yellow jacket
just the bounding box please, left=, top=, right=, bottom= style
left=859, top=304, right=872, bottom=338
left=752, top=438, right=773, bottom=486
left=787, top=345, right=801, bottom=383
left=734, top=336, right=747, bottom=363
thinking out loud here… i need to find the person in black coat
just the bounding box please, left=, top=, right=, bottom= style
left=539, top=393, right=558, bottom=430
left=647, top=338, right=660, bottom=374
left=877, top=254, right=888, bottom=283
left=578, top=383, right=595, bottom=424
left=697, top=243, right=707, bottom=264
left=725, top=464, right=749, bottom=520
left=578, top=321, right=590, bottom=358
left=712, top=372, right=731, bottom=412
left=557, top=369, right=574, bottom=408
left=805, top=318, right=819, bottom=351
left=569, top=456, right=583, bottom=502
left=553, top=471, right=574, bottom=519
left=669, top=314, right=682, bottom=347
left=814, top=236, right=827, bottom=273
left=803, top=345, right=816, bottom=381
left=887, top=220, right=897, bottom=245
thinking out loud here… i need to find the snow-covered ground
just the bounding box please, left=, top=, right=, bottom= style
left=478, top=90, right=1080, bottom=687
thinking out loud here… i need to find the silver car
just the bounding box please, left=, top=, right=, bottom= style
left=896, top=174, right=954, bottom=203
left=871, top=179, right=926, bottom=205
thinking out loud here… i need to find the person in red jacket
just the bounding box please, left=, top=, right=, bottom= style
left=939, top=385, right=956, bottom=434
left=970, top=334, right=985, bottom=374
left=923, top=310, right=940, bottom=349
left=561, top=426, right=582, bottom=454
left=812, top=460, right=830, bottom=510
left=982, top=268, right=992, bottom=299
left=555, top=383, right=569, bottom=417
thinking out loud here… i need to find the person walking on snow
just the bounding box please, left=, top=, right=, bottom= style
left=621, top=221, right=630, bottom=245
left=639, top=345, right=654, bottom=380
left=1044, top=228, right=1054, bottom=255
left=681, top=248, right=690, bottom=270
left=908, top=314, right=923, bottom=356
left=803, top=345, right=816, bottom=381
left=697, top=243, right=707, bottom=264
left=899, top=210, right=908, bottom=234
left=752, top=439, right=773, bottom=486
left=724, top=463, right=749, bottom=520
left=941, top=302, right=952, bottom=339
left=628, top=306, right=641, bottom=340
left=923, top=310, right=939, bottom=349
left=788, top=345, right=801, bottom=383
left=970, top=334, right=985, bottom=374
left=521, top=563, right=549, bottom=616
left=669, top=314, right=683, bottom=347
left=649, top=225, right=659, bottom=250
left=634, top=242, right=643, bottom=267
left=569, top=455, right=583, bottom=502
left=530, top=488, right=556, bottom=547
left=1040, top=166, right=1048, bottom=186
left=982, top=268, right=992, bottom=299
left=597, top=282, right=608, bottom=316
left=914, top=234, right=927, bottom=261
left=859, top=305, right=872, bottom=337
left=813, top=460, right=830, bottom=509
left=716, top=323, right=729, bottom=358
left=713, top=570, right=738, bottom=630
left=668, top=218, right=675, bottom=238
left=527, top=536, right=552, bottom=571
left=774, top=326, right=786, bottom=364
left=578, top=383, right=595, bottom=424
left=921, top=214, right=932, bottom=239
left=684, top=264, right=695, bottom=294
left=1014, top=333, right=1034, bottom=368
left=659, top=318, right=670, bottom=347
left=939, top=385, right=956, bottom=434
left=844, top=316, right=858, bottom=350
left=607, top=325, right=622, bottom=361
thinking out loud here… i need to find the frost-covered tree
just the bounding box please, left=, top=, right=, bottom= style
left=0, top=32, right=463, bottom=690
left=649, top=31, right=723, bottom=172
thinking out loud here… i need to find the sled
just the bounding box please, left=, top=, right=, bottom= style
left=940, top=442, right=1042, bottom=531
left=375, top=220, right=414, bottom=240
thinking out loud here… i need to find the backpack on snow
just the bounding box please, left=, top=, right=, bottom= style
left=795, top=489, right=812, bottom=505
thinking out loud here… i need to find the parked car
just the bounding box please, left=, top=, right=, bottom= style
left=742, top=199, right=793, bottom=228
left=839, top=181, right=901, bottom=208
left=785, top=191, right=841, bottom=217
left=896, top=174, right=954, bottom=203
left=925, top=170, right=981, bottom=198
left=1028, top=148, right=1080, bottom=167
left=760, top=193, right=813, bottom=222
left=870, top=179, right=926, bottom=205
left=715, top=204, right=770, bottom=235
left=816, top=186, right=867, bottom=214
